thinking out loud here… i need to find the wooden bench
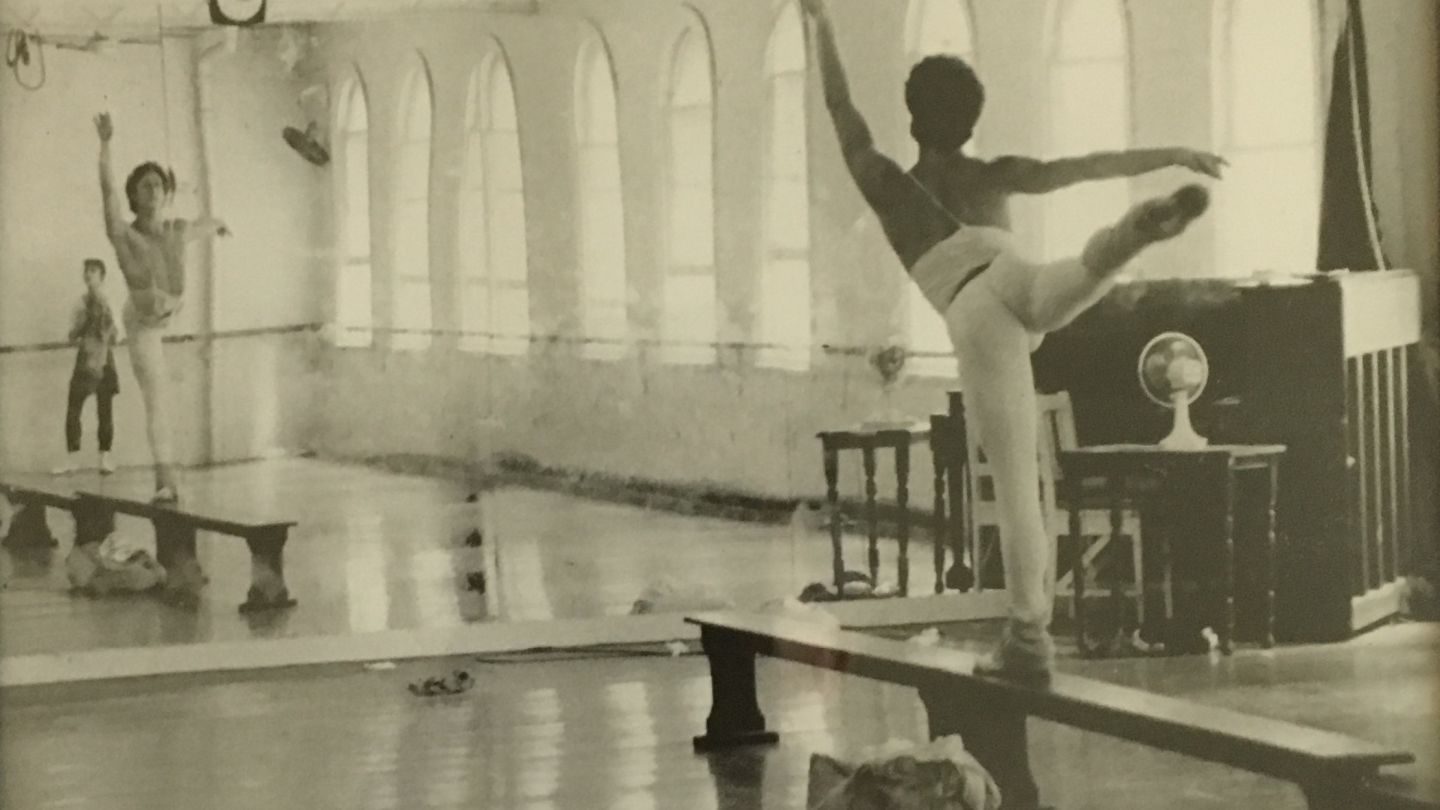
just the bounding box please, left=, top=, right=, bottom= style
left=0, top=481, right=100, bottom=550
left=687, top=611, right=1416, bottom=810
left=74, top=491, right=297, bottom=614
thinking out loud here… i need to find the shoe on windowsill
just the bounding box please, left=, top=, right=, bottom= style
left=51, top=454, right=82, bottom=476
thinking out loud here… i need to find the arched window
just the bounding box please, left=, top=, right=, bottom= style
left=393, top=57, right=434, bottom=350
left=662, top=14, right=717, bottom=365
left=758, top=2, right=811, bottom=371
left=460, top=51, right=531, bottom=354
left=903, top=0, right=976, bottom=376
left=1044, top=0, right=1131, bottom=261
left=334, top=74, right=373, bottom=347
left=576, top=33, right=628, bottom=360
left=1214, top=0, right=1320, bottom=276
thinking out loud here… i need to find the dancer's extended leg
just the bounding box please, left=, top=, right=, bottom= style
left=947, top=186, right=1210, bottom=683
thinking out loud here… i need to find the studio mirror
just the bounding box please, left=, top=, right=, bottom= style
left=0, top=1, right=1001, bottom=679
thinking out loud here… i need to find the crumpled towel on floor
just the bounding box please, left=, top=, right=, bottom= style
left=807, top=735, right=1001, bottom=810
left=65, top=539, right=167, bottom=596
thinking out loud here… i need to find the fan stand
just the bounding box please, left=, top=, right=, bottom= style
left=1159, top=390, right=1209, bottom=451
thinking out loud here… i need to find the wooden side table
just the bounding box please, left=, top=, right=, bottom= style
left=817, top=421, right=932, bottom=597
left=1059, top=444, right=1286, bottom=654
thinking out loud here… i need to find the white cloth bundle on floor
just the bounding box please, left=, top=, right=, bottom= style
left=629, top=578, right=735, bottom=615
left=806, top=735, right=1001, bottom=810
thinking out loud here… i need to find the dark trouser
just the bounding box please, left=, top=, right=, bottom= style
left=65, top=372, right=115, bottom=454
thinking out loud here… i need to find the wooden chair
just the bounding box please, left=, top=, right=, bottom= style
left=959, top=392, right=1145, bottom=616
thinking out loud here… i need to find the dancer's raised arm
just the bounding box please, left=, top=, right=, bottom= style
left=801, top=0, right=905, bottom=207
left=993, top=147, right=1227, bottom=195
left=95, top=113, right=128, bottom=243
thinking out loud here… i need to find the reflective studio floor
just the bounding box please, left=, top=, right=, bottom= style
left=0, top=459, right=1435, bottom=809
left=0, top=458, right=923, bottom=659
left=0, top=622, right=1435, bottom=809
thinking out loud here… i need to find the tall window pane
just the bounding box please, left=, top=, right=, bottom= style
left=335, top=76, right=373, bottom=347
left=460, top=53, right=531, bottom=354
left=663, top=17, right=717, bottom=365
left=1214, top=0, right=1320, bottom=276
left=758, top=2, right=811, bottom=371
left=394, top=60, right=433, bottom=350
left=1044, top=0, right=1130, bottom=262
left=577, top=35, right=628, bottom=360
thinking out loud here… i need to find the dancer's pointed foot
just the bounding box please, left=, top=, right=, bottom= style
left=974, top=619, right=1055, bottom=686
left=1083, top=184, right=1211, bottom=275
left=1132, top=184, right=1210, bottom=240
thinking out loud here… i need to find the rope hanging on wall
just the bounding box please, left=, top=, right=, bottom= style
left=155, top=5, right=173, bottom=171
left=5, top=29, right=46, bottom=90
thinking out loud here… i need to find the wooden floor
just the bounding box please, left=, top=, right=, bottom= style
left=2, top=621, right=1434, bottom=809
left=1, top=458, right=929, bottom=660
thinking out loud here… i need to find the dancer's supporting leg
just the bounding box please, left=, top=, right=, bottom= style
left=952, top=186, right=1208, bottom=682
left=124, top=304, right=178, bottom=500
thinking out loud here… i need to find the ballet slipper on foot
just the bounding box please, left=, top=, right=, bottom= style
left=1082, top=184, right=1211, bottom=276
left=974, top=619, right=1055, bottom=686
left=1132, top=183, right=1209, bottom=240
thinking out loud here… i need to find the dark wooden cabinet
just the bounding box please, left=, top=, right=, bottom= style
left=1027, top=271, right=1423, bottom=642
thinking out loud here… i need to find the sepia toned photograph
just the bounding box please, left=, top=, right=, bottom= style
left=0, top=0, right=1435, bottom=807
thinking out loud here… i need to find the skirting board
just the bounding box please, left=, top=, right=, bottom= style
left=0, top=591, right=1008, bottom=688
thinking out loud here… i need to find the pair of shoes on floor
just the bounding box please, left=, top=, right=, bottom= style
left=51, top=452, right=117, bottom=476
left=974, top=619, right=1056, bottom=687
left=408, top=670, right=474, bottom=697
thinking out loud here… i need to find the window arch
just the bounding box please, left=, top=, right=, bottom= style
left=460, top=50, right=531, bottom=355
left=758, top=2, right=811, bottom=371
left=661, top=13, right=717, bottom=365
left=393, top=57, right=434, bottom=350
left=903, top=0, right=977, bottom=377
left=334, top=73, right=373, bottom=347
left=1043, top=0, right=1131, bottom=262
left=576, top=32, right=628, bottom=360
left=1213, top=0, right=1321, bottom=276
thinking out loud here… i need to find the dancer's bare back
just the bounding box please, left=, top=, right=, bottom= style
left=800, top=0, right=1224, bottom=272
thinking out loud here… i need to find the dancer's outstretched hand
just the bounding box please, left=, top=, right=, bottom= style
left=94, top=112, right=113, bottom=142
left=1173, top=149, right=1227, bottom=179
left=799, top=0, right=826, bottom=18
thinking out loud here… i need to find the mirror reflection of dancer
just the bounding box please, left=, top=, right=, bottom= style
left=95, top=112, right=229, bottom=503
left=800, top=0, right=1223, bottom=683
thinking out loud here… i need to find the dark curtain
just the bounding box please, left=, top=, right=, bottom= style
left=1316, top=0, right=1439, bottom=579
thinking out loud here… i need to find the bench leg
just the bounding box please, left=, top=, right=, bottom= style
left=241, top=527, right=297, bottom=614
left=692, top=630, right=778, bottom=752
left=920, top=684, right=1041, bottom=810
left=154, top=517, right=205, bottom=610
left=2, top=502, right=58, bottom=550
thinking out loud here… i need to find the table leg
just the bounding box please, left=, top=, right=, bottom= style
left=1265, top=461, right=1279, bottom=649
left=1222, top=466, right=1237, bottom=655
left=824, top=445, right=843, bottom=596
left=896, top=442, right=911, bottom=597
left=932, top=436, right=947, bottom=595
left=863, top=447, right=879, bottom=587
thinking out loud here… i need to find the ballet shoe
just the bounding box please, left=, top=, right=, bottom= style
left=151, top=487, right=179, bottom=505
left=973, top=619, right=1055, bottom=686
left=1132, top=184, right=1209, bottom=240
